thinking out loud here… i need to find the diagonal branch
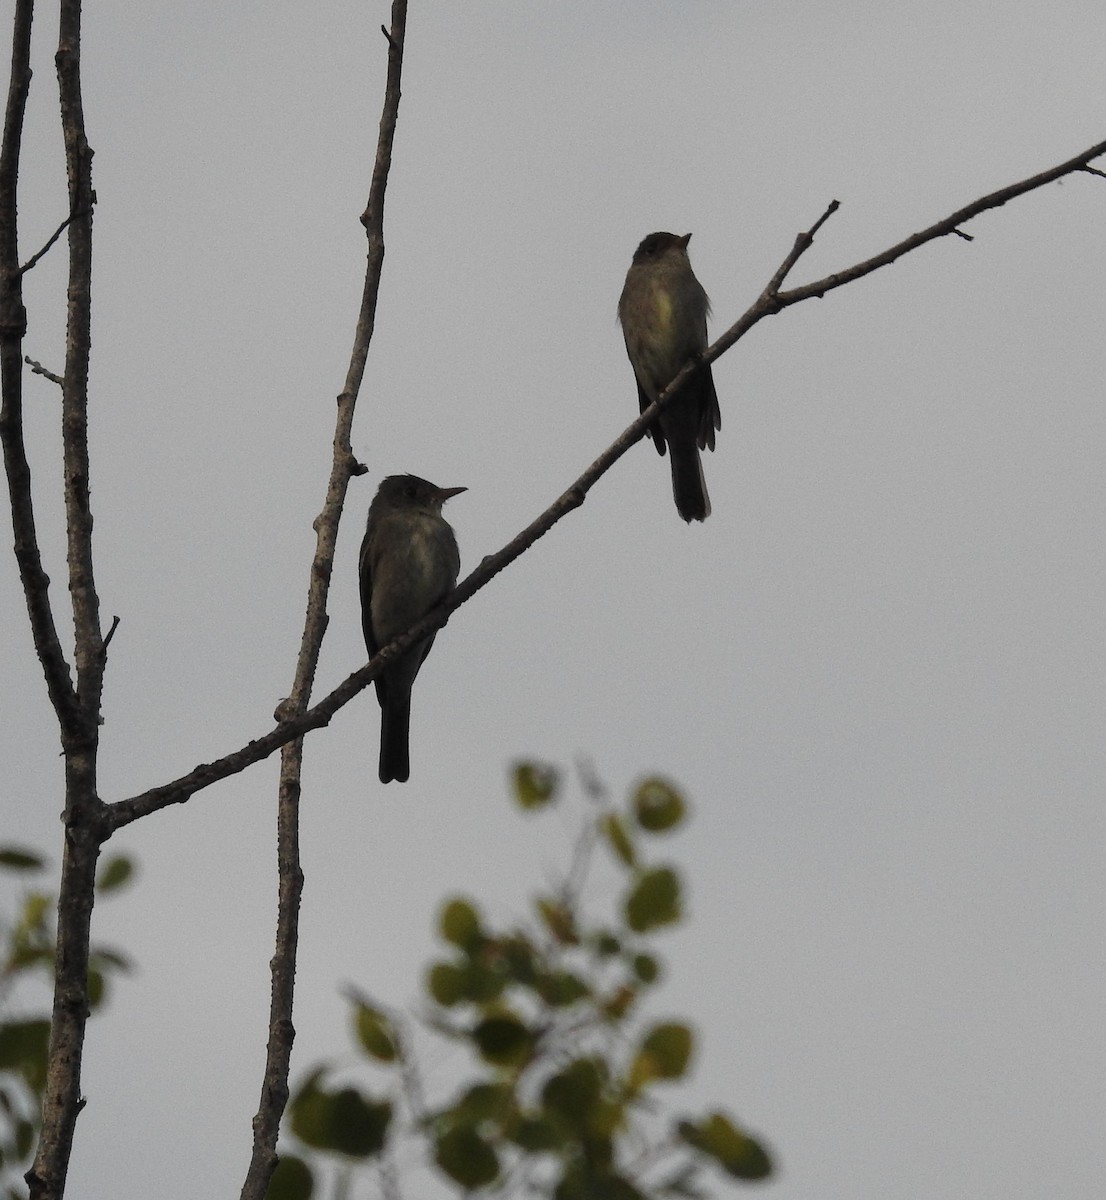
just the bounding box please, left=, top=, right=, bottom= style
left=105, top=134, right=1106, bottom=841
left=238, top=4, right=409, bottom=1198
left=18, top=206, right=77, bottom=274
left=701, top=134, right=1106, bottom=368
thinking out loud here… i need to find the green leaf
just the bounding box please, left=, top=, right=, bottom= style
left=18, top=890, right=51, bottom=933
left=427, top=961, right=466, bottom=1006
left=500, top=934, right=540, bottom=983
left=678, top=1112, right=772, bottom=1180
left=265, top=1153, right=314, bottom=1200
left=434, top=1125, right=499, bottom=1188
left=631, top=778, right=686, bottom=833
left=439, top=898, right=482, bottom=950
left=87, top=967, right=105, bottom=1010
left=453, top=1081, right=514, bottom=1123
left=0, top=1020, right=50, bottom=1092
left=435, top=959, right=504, bottom=1005
left=601, top=813, right=637, bottom=868
left=0, top=847, right=45, bottom=872
left=631, top=1023, right=693, bottom=1087
left=289, top=1072, right=391, bottom=1159
left=326, top=1088, right=391, bottom=1158
left=471, top=1015, right=533, bottom=1067
left=352, top=1002, right=398, bottom=1062
left=512, top=761, right=559, bottom=810
left=555, top=1159, right=643, bottom=1200
left=537, top=970, right=590, bottom=1007
left=96, top=854, right=136, bottom=893
left=541, top=1058, right=608, bottom=1131
left=624, top=866, right=681, bottom=932
left=630, top=953, right=660, bottom=984
left=510, top=1112, right=565, bottom=1152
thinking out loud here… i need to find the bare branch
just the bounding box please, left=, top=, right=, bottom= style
left=684, top=135, right=1106, bottom=380
left=238, top=4, right=410, bottom=1198
left=773, top=135, right=1106, bottom=310
left=106, top=135, right=1106, bottom=842
left=24, top=355, right=63, bottom=385
left=18, top=207, right=76, bottom=274
left=25, top=4, right=109, bottom=1197
left=57, top=0, right=102, bottom=704
left=2, top=1, right=82, bottom=738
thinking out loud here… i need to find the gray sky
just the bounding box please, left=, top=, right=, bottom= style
left=3, top=2, right=1105, bottom=1197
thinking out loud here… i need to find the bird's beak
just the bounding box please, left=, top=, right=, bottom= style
left=436, top=485, right=467, bottom=502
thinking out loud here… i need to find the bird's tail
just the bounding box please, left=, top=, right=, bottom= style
left=669, top=441, right=711, bottom=522
left=378, top=692, right=411, bottom=784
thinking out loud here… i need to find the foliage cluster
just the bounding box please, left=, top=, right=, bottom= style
left=271, top=766, right=770, bottom=1200
left=0, top=849, right=134, bottom=1199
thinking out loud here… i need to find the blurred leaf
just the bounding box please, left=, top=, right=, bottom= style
left=601, top=813, right=636, bottom=868
left=439, top=898, right=482, bottom=950
left=624, top=867, right=681, bottom=933
left=499, top=934, right=539, bottom=983
left=6, top=945, right=53, bottom=972
left=512, top=762, right=559, bottom=810
left=265, top=1153, right=314, bottom=1200
left=289, top=1072, right=390, bottom=1159
left=288, top=1070, right=329, bottom=1148
left=453, top=1081, right=513, bottom=1123
left=86, top=967, right=105, bottom=1010
left=18, top=891, right=50, bottom=932
left=95, top=854, right=135, bottom=893
left=631, top=1023, right=693, bottom=1088
left=541, top=1058, right=612, bottom=1133
left=352, top=1003, right=397, bottom=1063
left=591, top=931, right=622, bottom=958
left=537, top=970, right=590, bottom=1007
left=325, top=1088, right=390, bottom=1158
left=471, top=1015, right=533, bottom=1067
left=678, top=1112, right=772, bottom=1180
left=632, top=778, right=686, bottom=833
left=0, top=1020, right=49, bottom=1092
left=510, top=1112, right=565, bottom=1152
left=555, top=1159, right=643, bottom=1200
left=434, top=1125, right=499, bottom=1188
left=0, top=848, right=45, bottom=872
left=89, top=947, right=132, bottom=974
left=536, top=898, right=578, bottom=945
left=630, top=953, right=660, bottom=984
left=427, top=961, right=465, bottom=1006
left=13, top=1116, right=34, bottom=1160
left=600, top=985, right=637, bottom=1022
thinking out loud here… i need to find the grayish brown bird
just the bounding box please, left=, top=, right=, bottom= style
left=359, top=474, right=465, bottom=784
left=618, top=231, right=721, bottom=522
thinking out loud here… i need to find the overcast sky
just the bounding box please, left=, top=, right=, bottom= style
left=3, top=2, right=1105, bottom=1198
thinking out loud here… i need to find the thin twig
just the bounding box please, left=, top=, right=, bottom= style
left=18, top=208, right=76, bottom=274
left=238, top=4, right=409, bottom=1198
left=24, top=355, right=63, bottom=385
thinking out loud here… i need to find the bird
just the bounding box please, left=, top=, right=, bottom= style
left=359, top=474, right=465, bottom=783
left=618, top=231, right=721, bottom=522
